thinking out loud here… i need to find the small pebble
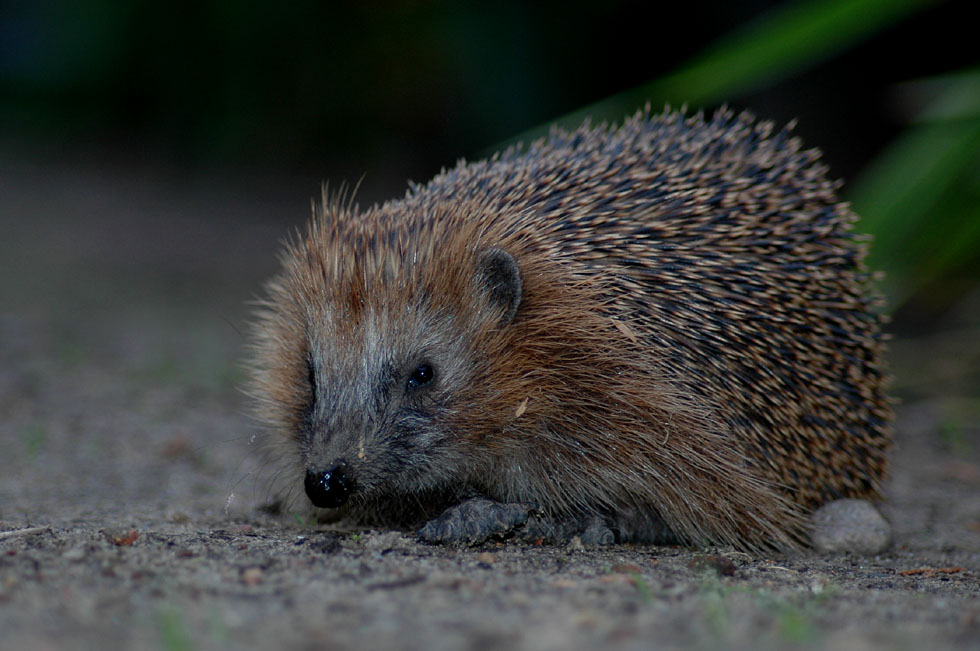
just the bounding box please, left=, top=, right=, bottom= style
left=811, top=499, right=891, bottom=554
left=362, top=530, right=411, bottom=552
left=566, top=536, right=585, bottom=552
left=688, top=554, right=736, bottom=576
left=103, top=528, right=139, bottom=546
left=62, top=547, right=87, bottom=561
left=241, top=567, right=264, bottom=585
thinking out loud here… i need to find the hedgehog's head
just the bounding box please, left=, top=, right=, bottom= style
left=249, top=199, right=526, bottom=513
left=298, top=246, right=522, bottom=510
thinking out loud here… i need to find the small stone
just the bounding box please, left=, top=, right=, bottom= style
left=309, top=534, right=342, bottom=554
left=62, top=546, right=87, bottom=561
left=688, top=554, right=736, bottom=576
left=103, top=528, right=139, bottom=546
left=811, top=499, right=891, bottom=554
left=241, top=567, right=264, bottom=585
left=362, top=530, right=410, bottom=552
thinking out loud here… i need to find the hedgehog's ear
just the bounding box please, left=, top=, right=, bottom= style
left=475, top=247, right=522, bottom=326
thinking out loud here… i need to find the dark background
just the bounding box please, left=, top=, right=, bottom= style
left=1, top=0, right=977, bottom=324
left=0, top=0, right=972, bottom=193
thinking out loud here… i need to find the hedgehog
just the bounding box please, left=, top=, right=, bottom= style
left=247, top=107, right=892, bottom=551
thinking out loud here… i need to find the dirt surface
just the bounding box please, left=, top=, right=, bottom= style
left=2, top=153, right=979, bottom=651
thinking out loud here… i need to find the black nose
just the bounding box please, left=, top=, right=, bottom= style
left=304, top=462, right=351, bottom=508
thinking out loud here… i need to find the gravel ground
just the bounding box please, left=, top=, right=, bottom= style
left=2, top=153, right=978, bottom=651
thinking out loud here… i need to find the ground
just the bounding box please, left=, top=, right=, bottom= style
left=1, top=152, right=978, bottom=651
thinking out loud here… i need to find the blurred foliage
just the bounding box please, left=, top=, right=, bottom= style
left=0, top=0, right=975, bottom=314
left=509, top=0, right=937, bottom=139
left=850, top=68, right=980, bottom=310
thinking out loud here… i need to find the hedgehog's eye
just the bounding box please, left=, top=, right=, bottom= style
left=407, top=364, right=434, bottom=390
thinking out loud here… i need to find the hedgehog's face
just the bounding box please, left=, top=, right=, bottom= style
left=299, top=303, right=471, bottom=509
left=296, top=247, right=523, bottom=511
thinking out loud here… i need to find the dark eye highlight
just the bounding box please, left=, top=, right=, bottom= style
left=407, top=364, right=434, bottom=390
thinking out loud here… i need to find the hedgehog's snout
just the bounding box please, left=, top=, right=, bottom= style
left=304, top=461, right=352, bottom=508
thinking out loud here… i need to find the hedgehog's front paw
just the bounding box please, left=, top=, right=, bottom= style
left=417, top=497, right=538, bottom=545
left=577, top=516, right=616, bottom=545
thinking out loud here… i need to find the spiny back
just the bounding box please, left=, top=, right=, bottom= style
left=395, top=107, right=892, bottom=508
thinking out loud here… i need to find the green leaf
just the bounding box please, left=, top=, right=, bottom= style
left=850, top=67, right=980, bottom=305
left=504, top=0, right=937, bottom=145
